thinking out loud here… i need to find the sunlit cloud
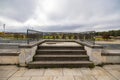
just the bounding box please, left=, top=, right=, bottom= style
left=0, top=0, right=120, bottom=32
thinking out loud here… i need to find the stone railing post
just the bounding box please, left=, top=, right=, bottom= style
left=18, top=40, right=45, bottom=66
left=84, top=45, right=103, bottom=65
left=75, top=40, right=103, bottom=65
left=19, top=45, right=37, bottom=66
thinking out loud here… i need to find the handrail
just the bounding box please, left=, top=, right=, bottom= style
left=26, top=29, right=95, bottom=45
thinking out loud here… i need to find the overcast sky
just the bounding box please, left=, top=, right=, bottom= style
left=0, top=0, right=120, bottom=32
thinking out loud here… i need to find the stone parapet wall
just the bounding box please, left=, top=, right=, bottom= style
left=102, top=56, right=120, bottom=63
left=0, top=56, right=19, bottom=64
left=76, top=40, right=120, bottom=65
left=18, top=40, right=45, bottom=66
left=19, top=46, right=37, bottom=66
left=84, top=46, right=103, bottom=65
left=101, top=50, right=120, bottom=64
left=0, top=49, right=20, bottom=64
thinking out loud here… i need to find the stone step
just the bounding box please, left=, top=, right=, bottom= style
left=28, top=61, right=94, bottom=68
left=36, top=50, right=86, bottom=55
left=38, top=46, right=84, bottom=50
left=33, top=55, right=89, bottom=61
left=0, top=49, right=20, bottom=56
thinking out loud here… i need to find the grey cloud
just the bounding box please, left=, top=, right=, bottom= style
left=0, top=0, right=37, bottom=22
left=0, top=0, right=120, bottom=32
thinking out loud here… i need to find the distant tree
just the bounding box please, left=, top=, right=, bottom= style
left=14, top=33, right=19, bottom=39
left=62, top=34, right=66, bottom=39
left=0, top=32, right=5, bottom=37
left=102, top=33, right=111, bottom=40
left=95, top=30, right=120, bottom=37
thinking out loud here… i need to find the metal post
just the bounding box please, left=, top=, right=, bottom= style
left=27, top=29, right=29, bottom=44
left=93, top=31, right=96, bottom=45
left=3, top=24, right=5, bottom=33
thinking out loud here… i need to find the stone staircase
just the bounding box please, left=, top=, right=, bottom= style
left=28, top=44, right=94, bottom=68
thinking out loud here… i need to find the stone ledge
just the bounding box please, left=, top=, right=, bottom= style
left=102, top=53, right=120, bottom=56
left=75, top=40, right=103, bottom=48
left=0, top=56, right=19, bottom=64
left=0, top=52, right=20, bottom=56
left=45, top=39, right=76, bottom=42
left=102, top=50, right=120, bottom=56
left=19, top=40, right=45, bottom=48
left=0, top=43, right=19, bottom=49
left=0, top=49, right=20, bottom=56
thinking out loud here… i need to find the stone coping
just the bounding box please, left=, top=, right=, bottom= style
left=0, top=52, right=19, bottom=56
left=102, top=49, right=120, bottom=56
left=17, top=39, right=103, bottom=48
left=44, top=39, right=77, bottom=42
left=19, top=39, right=80, bottom=48
left=19, top=40, right=45, bottom=48
left=41, top=42, right=81, bottom=46
left=0, top=43, right=20, bottom=46
left=19, top=39, right=103, bottom=48
left=0, top=49, right=20, bottom=56
left=101, top=53, right=120, bottom=56
left=75, top=40, right=103, bottom=48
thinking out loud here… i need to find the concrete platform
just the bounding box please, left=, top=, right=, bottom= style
left=0, top=49, right=20, bottom=64
left=41, top=42, right=81, bottom=46
left=0, top=65, right=120, bottom=80
left=0, top=49, right=19, bottom=56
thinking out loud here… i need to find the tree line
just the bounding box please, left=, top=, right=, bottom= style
left=95, top=30, right=120, bottom=40
left=95, top=30, right=120, bottom=36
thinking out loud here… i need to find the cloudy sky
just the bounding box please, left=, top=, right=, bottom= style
left=0, top=0, right=120, bottom=32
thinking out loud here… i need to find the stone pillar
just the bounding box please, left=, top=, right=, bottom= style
left=19, top=46, right=37, bottom=66
left=85, top=46, right=103, bottom=65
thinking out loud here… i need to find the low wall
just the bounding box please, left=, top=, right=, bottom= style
left=19, top=40, right=45, bottom=66
left=1, top=40, right=119, bottom=65
left=0, top=40, right=45, bottom=65
left=0, top=56, right=19, bottom=64
left=76, top=40, right=120, bottom=65
left=19, top=46, right=37, bottom=66
left=102, top=50, right=120, bottom=64
left=84, top=46, right=103, bottom=65
left=0, top=43, right=20, bottom=64
left=0, top=43, right=19, bottom=49
left=75, top=40, right=103, bottom=65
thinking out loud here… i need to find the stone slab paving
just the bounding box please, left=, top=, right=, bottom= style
left=0, top=65, right=120, bottom=80
left=44, top=68, right=63, bottom=76
left=0, top=49, right=19, bottom=53
left=41, top=42, right=81, bottom=46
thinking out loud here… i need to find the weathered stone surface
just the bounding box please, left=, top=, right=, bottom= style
left=85, top=46, right=102, bottom=65
left=53, top=76, right=74, bottom=80
left=106, top=70, right=120, bottom=80
left=0, top=77, right=8, bottom=80
left=0, top=49, right=19, bottom=64
left=0, top=56, right=19, bottom=64
left=41, top=42, right=81, bottom=46
left=31, top=76, right=53, bottom=80
left=8, top=77, right=30, bottom=80
left=19, top=46, right=37, bottom=66
left=0, top=65, right=18, bottom=70
left=44, top=68, right=63, bottom=76
left=23, top=69, right=45, bottom=76
left=103, top=65, right=120, bottom=70
left=80, top=68, right=91, bottom=76
left=63, top=68, right=82, bottom=76
left=102, top=56, right=120, bottom=63
left=12, top=70, right=26, bottom=77
left=0, top=65, right=120, bottom=80
left=0, top=70, right=17, bottom=78
left=91, top=67, right=117, bottom=80
left=75, top=76, right=96, bottom=80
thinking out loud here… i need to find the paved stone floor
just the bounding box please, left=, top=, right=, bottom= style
left=0, top=65, right=120, bottom=80
left=41, top=42, right=81, bottom=46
